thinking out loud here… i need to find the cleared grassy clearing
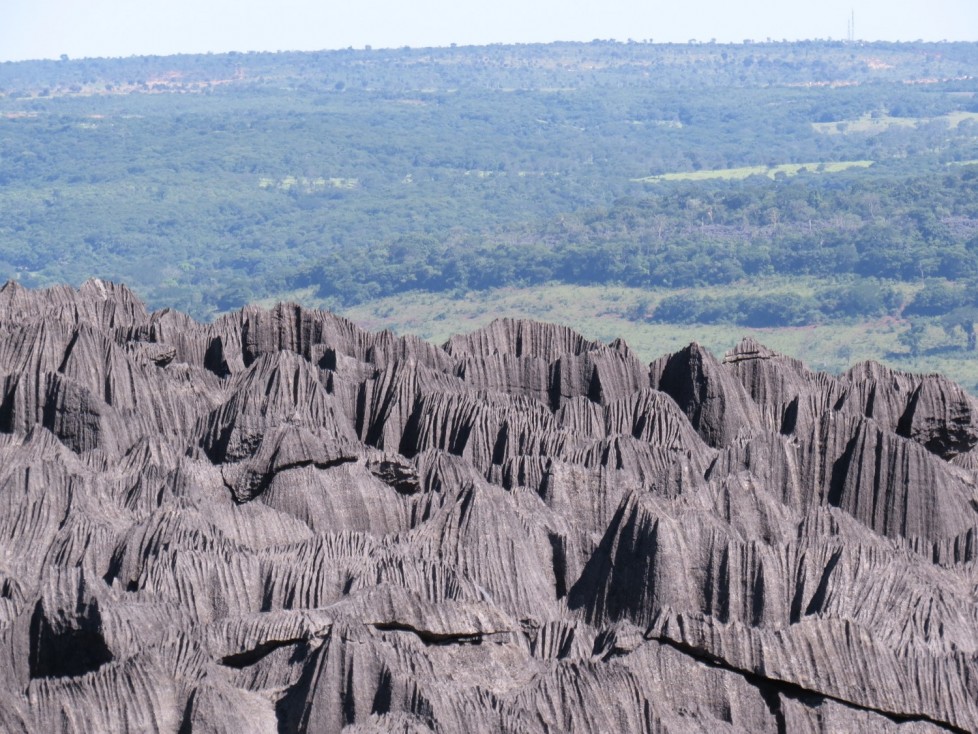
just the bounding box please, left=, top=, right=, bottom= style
left=258, top=176, right=359, bottom=190
left=335, top=282, right=882, bottom=366
left=947, top=111, right=978, bottom=126
left=327, top=282, right=978, bottom=393
left=813, top=110, right=978, bottom=135
left=631, top=160, right=872, bottom=182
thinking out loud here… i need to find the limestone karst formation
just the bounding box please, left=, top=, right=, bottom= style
left=0, top=278, right=977, bottom=732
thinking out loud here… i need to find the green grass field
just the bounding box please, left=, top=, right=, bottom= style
left=311, top=282, right=976, bottom=392
left=631, top=160, right=873, bottom=183
left=812, top=111, right=978, bottom=135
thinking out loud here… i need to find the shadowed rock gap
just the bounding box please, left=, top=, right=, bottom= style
left=649, top=636, right=968, bottom=734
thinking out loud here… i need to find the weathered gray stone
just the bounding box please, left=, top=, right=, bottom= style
left=0, top=282, right=972, bottom=733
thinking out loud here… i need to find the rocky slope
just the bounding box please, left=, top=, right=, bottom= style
left=0, top=279, right=977, bottom=733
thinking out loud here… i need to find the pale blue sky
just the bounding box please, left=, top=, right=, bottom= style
left=1, top=0, right=975, bottom=62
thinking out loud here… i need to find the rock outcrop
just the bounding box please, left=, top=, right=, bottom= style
left=0, top=280, right=976, bottom=732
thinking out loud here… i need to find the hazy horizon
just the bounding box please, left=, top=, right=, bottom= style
left=2, top=0, right=976, bottom=63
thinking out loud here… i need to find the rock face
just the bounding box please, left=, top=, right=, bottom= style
left=0, top=280, right=976, bottom=733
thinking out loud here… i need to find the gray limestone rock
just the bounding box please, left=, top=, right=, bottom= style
left=0, top=282, right=973, bottom=733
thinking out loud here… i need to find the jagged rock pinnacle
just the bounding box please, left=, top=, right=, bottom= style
left=0, top=282, right=975, bottom=732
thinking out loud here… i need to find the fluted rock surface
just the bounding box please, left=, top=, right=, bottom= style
left=0, top=280, right=975, bottom=733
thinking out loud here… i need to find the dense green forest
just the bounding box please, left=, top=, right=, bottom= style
left=3, top=40, right=978, bottom=380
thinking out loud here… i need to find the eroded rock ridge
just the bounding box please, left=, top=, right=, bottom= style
left=0, top=280, right=976, bottom=733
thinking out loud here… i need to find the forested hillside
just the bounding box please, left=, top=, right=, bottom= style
left=2, top=40, right=978, bottom=381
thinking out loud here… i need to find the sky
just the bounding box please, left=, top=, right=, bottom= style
left=1, top=0, right=976, bottom=62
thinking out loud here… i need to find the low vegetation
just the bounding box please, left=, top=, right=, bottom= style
left=631, top=160, right=873, bottom=182
left=2, top=40, right=978, bottom=389
left=338, top=281, right=978, bottom=392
